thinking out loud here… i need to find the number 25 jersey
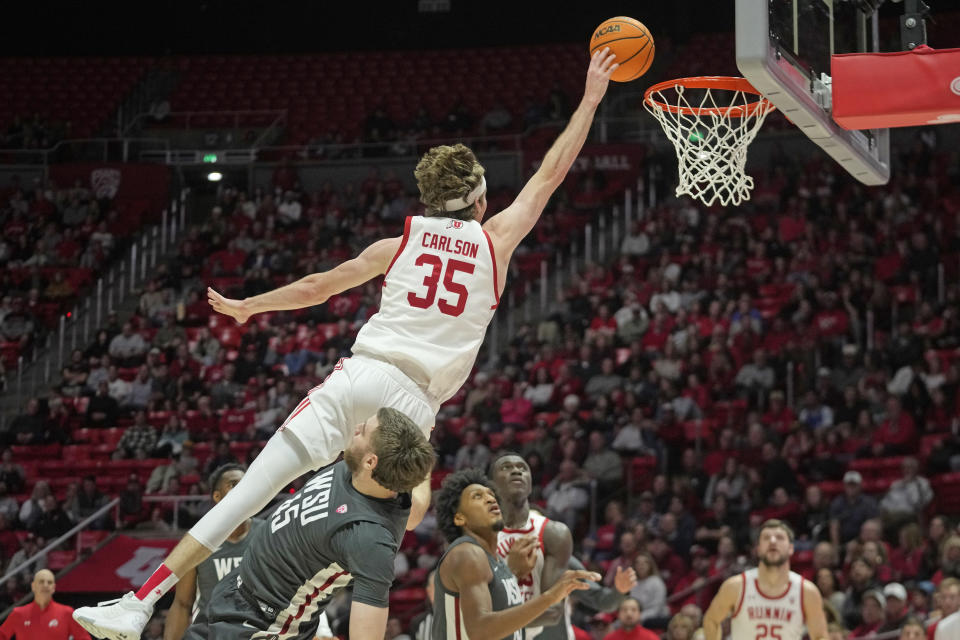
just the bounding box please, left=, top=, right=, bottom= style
left=352, top=215, right=499, bottom=405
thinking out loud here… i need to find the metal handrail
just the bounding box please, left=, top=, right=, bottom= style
left=0, top=498, right=119, bottom=585
left=141, top=495, right=212, bottom=531
left=5, top=189, right=189, bottom=415
left=124, top=109, right=287, bottom=134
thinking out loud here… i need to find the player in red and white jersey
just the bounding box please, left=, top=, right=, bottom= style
left=490, top=453, right=572, bottom=639
left=704, top=520, right=828, bottom=640
left=73, top=49, right=620, bottom=640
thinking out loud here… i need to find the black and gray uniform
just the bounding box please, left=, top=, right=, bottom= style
left=185, top=519, right=265, bottom=640
left=536, top=556, right=625, bottom=640
left=199, top=461, right=410, bottom=640
left=432, top=535, right=525, bottom=640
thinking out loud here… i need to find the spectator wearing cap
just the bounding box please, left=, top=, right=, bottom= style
left=672, top=545, right=717, bottom=611
left=849, top=589, right=885, bottom=638
left=877, top=583, right=910, bottom=634
left=880, top=458, right=933, bottom=528
left=762, top=390, right=796, bottom=434
left=831, top=344, right=866, bottom=392
left=602, top=597, right=659, bottom=640
left=647, top=535, right=687, bottom=592
left=830, top=471, right=878, bottom=546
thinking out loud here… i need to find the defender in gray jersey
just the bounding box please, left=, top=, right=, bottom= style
left=431, top=469, right=599, bottom=640
left=536, top=556, right=637, bottom=640
left=165, top=464, right=260, bottom=640
left=203, top=408, right=435, bottom=640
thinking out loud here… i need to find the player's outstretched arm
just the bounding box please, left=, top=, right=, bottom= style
left=802, top=579, right=829, bottom=640
left=348, top=601, right=389, bottom=638
left=207, top=236, right=401, bottom=322
left=163, top=567, right=197, bottom=640
left=703, top=574, right=743, bottom=640
left=528, top=520, right=575, bottom=626
left=445, top=544, right=597, bottom=639
left=483, top=48, right=618, bottom=260
left=406, top=474, right=433, bottom=531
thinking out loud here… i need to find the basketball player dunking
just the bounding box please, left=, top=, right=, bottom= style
left=703, top=520, right=828, bottom=640
left=74, top=48, right=619, bottom=640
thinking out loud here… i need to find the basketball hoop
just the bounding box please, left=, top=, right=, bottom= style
left=644, top=76, right=776, bottom=207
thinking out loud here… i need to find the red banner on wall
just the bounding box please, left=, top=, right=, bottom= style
left=48, top=163, right=171, bottom=234
left=57, top=536, right=179, bottom=593
left=48, top=164, right=170, bottom=203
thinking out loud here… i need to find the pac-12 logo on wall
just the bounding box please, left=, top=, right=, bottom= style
left=91, top=168, right=122, bottom=199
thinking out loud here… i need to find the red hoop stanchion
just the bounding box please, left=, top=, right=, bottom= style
left=644, top=76, right=776, bottom=207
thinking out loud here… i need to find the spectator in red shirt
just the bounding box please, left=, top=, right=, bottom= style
left=890, top=522, right=925, bottom=581
left=0, top=569, right=91, bottom=640
left=500, top=382, right=533, bottom=428
left=872, top=396, right=918, bottom=456
left=602, top=598, right=659, bottom=640
left=647, top=536, right=688, bottom=592
left=763, top=390, right=796, bottom=434
left=588, top=304, right=618, bottom=341
left=813, top=292, right=851, bottom=339
left=671, top=545, right=718, bottom=612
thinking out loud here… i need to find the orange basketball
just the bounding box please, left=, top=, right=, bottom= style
left=589, top=16, right=655, bottom=83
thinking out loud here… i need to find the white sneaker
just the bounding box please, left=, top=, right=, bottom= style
left=72, top=592, right=153, bottom=640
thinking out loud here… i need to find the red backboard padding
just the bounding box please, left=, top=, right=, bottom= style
left=832, top=45, right=960, bottom=129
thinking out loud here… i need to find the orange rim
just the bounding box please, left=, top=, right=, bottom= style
left=644, top=76, right=776, bottom=117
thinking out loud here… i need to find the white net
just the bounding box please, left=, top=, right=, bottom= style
left=644, top=79, right=775, bottom=207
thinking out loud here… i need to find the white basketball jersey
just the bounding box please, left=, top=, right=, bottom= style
left=352, top=215, right=499, bottom=405
left=731, top=568, right=807, bottom=640
left=496, top=511, right=549, bottom=639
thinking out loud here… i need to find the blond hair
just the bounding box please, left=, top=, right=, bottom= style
left=414, top=144, right=485, bottom=220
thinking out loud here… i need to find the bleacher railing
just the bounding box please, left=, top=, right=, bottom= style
left=4, top=189, right=190, bottom=424
left=0, top=137, right=171, bottom=167
left=0, top=498, right=119, bottom=592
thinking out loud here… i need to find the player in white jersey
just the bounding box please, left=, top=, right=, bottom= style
left=73, top=48, right=620, bottom=640
left=490, top=453, right=573, bottom=639
left=703, top=520, right=828, bottom=640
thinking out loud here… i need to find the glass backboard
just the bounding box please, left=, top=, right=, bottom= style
left=736, top=0, right=890, bottom=185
